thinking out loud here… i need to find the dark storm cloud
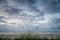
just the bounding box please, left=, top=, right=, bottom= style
left=0, top=0, right=60, bottom=14
left=0, top=0, right=7, bottom=4
left=4, top=6, right=19, bottom=15
left=34, top=0, right=60, bottom=14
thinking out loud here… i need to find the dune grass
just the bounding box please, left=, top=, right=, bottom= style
left=0, top=33, right=60, bottom=40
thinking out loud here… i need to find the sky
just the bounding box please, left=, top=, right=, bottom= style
left=0, top=0, right=60, bottom=33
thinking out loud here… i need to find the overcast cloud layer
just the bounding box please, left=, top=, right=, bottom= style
left=0, top=0, right=60, bottom=33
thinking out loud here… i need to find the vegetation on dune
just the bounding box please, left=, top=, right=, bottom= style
left=0, top=33, right=60, bottom=40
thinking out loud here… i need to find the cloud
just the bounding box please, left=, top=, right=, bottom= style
left=34, top=0, right=60, bottom=13
left=0, top=0, right=60, bottom=33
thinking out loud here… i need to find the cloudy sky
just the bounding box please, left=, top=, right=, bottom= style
left=0, top=0, right=60, bottom=33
